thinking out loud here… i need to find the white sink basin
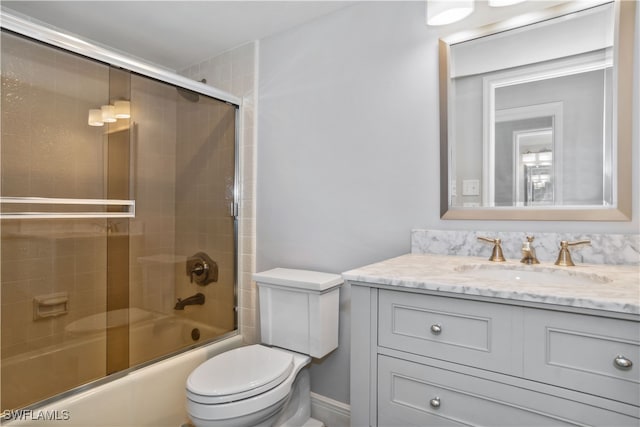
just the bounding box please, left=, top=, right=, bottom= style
left=455, top=264, right=611, bottom=286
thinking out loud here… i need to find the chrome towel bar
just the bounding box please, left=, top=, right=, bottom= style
left=0, top=196, right=135, bottom=219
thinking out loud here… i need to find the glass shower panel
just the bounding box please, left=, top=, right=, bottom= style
left=128, top=77, right=237, bottom=366
left=1, top=31, right=110, bottom=410
left=1, top=30, right=238, bottom=412
left=174, top=83, right=237, bottom=346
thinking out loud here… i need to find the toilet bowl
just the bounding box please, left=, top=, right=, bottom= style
left=186, top=345, right=313, bottom=427
left=186, top=268, right=343, bottom=427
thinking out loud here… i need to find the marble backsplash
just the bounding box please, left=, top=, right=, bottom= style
left=411, top=229, right=640, bottom=265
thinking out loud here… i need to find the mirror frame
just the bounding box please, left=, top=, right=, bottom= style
left=439, top=0, right=635, bottom=221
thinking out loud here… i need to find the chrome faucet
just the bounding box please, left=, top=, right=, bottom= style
left=520, top=236, right=540, bottom=265
left=174, top=292, right=205, bottom=310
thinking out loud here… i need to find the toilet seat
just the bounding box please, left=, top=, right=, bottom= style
left=187, top=345, right=294, bottom=404
left=187, top=346, right=311, bottom=424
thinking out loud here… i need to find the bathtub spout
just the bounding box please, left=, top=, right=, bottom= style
left=174, top=293, right=205, bottom=310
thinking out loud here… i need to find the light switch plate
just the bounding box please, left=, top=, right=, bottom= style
left=462, top=179, right=480, bottom=196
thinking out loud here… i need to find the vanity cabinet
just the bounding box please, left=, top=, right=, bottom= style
left=350, top=284, right=640, bottom=427
left=523, top=308, right=639, bottom=406
left=378, top=289, right=523, bottom=375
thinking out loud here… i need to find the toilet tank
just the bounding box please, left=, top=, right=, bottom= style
left=253, top=268, right=343, bottom=359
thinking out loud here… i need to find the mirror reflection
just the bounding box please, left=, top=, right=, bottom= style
left=441, top=0, right=633, bottom=220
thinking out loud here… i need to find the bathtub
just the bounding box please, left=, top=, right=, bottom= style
left=63, top=308, right=234, bottom=366
left=3, top=313, right=242, bottom=426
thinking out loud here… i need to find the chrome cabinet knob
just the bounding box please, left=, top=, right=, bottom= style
left=430, top=324, right=442, bottom=335
left=614, top=355, right=633, bottom=369
left=430, top=397, right=441, bottom=409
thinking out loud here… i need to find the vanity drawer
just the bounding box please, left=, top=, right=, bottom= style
left=378, top=290, right=522, bottom=374
left=523, top=308, right=640, bottom=406
left=378, top=355, right=638, bottom=427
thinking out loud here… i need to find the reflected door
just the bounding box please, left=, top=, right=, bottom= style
left=515, top=129, right=554, bottom=206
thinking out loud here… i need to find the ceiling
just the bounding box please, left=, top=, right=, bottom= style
left=1, top=1, right=353, bottom=71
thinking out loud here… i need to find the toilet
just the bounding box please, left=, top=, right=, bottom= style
left=186, top=268, right=343, bottom=427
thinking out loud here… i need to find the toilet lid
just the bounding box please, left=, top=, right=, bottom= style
left=186, top=345, right=294, bottom=404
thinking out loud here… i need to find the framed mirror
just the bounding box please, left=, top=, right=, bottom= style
left=439, top=0, right=635, bottom=220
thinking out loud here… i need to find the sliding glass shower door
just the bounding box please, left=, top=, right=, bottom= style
left=127, top=75, right=238, bottom=367
left=1, top=30, right=237, bottom=411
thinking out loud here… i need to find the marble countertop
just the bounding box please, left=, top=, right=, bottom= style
left=342, top=254, right=640, bottom=315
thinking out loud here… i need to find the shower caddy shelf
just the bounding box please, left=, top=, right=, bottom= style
left=0, top=197, right=135, bottom=219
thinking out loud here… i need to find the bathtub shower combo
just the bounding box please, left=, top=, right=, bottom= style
left=0, top=13, right=240, bottom=414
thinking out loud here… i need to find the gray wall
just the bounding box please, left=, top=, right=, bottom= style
left=257, top=1, right=639, bottom=405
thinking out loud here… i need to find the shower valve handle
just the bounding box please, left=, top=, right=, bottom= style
left=186, top=252, right=218, bottom=286
left=189, top=262, right=207, bottom=283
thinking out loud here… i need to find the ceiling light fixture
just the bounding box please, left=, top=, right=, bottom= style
left=101, top=104, right=117, bottom=123
left=88, top=100, right=130, bottom=127
left=114, top=100, right=130, bottom=119
left=88, top=109, right=104, bottom=127
left=426, top=0, right=475, bottom=26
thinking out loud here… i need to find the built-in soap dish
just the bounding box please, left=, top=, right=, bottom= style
left=33, top=292, right=69, bottom=320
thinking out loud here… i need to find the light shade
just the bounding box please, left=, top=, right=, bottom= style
left=426, top=0, right=474, bottom=26
left=538, top=152, right=553, bottom=163
left=114, top=100, right=130, bottom=119
left=88, top=109, right=104, bottom=127
left=488, top=0, right=525, bottom=6
left=101, top=104, right=116, bottom=123
left=521, top=153, right=537, bottom=165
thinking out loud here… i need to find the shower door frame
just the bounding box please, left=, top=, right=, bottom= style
left=0, top=9, right=242, bottom=410
left=0, top=12, right=242, bottom=107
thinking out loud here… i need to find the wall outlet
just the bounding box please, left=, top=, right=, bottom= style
left=462, top=179, right=480, bottom=196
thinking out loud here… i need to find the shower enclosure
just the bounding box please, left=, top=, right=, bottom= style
left=1, top=27, right=238, bottom=412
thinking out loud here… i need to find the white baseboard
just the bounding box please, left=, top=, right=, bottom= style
left=310, top=392, right=351, bottom=427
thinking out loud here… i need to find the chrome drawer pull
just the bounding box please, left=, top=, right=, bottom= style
left=430, top=324, right=442, bottom=335
left=430, top=397, right=441, bottom=409
left=614, top=355, right=633, bottom=369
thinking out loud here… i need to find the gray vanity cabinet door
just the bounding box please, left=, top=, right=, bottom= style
left=523, top=308, right=640, bottom=407
left=378, top=290, right=523, bottom=375
left=378, top=355, right=639, bottom=427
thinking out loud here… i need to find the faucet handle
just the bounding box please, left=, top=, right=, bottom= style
left=186, top=252, right=218, bottom=285
left=189, top=262, right=207, bottom=283
left=554, top=240, right=591, bottom=267
left=477, top=236, right=506, bottom=262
